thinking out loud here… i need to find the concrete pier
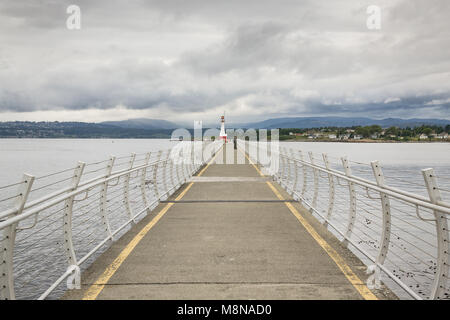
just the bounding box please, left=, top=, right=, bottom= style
left=63, top=147, right=395, bottom=300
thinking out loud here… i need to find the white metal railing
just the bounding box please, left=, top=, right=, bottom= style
left=238, top=140, right=450, bottom=300
left=0, top=140, right=223, bottom=300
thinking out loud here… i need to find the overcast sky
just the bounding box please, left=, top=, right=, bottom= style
left=0, top=0, right=449, bottom=125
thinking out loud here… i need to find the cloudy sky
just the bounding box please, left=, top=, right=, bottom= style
left=0, top=0, right=449, bottom=125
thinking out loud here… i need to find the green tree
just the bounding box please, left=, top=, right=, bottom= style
left=422, top=127, right=432, bottom=137
left=384, top=126, right=399, bottom=136
left=355, top=126, right=370, bottom=138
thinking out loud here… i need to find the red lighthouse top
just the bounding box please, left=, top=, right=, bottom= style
left=221, top=115, right=224, bottom=122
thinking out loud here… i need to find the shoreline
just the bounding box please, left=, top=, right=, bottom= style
left=0, top=137, right=449, bottom=143
left=280, top=139, right=450, bottom=143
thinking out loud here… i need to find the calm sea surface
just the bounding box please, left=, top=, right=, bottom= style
left=1, top=139, right=448, bottom=185
left=0, top=139, right=180, bottom=186
left=281, top=142, right=450, bottom=199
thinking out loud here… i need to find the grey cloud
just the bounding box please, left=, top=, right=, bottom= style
left=0, top=0, right=449, bottom=122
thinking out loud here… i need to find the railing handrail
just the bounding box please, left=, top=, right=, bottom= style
left=278, top=152, right=450, bottom=214
left=242, top=140, right=450, bottom=213
left=0, top=157, right=173, bottom=221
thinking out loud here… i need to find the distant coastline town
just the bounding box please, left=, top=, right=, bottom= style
left=0, top=120, right=449, bottom=142
left=278, top=125, right=450, bottom=142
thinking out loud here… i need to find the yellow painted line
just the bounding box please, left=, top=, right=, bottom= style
left=240, top=148, right=377, bottom=300
left=265, top=181, right=377, bottom=300
left=197, top=154, right=215, bottom=176
left=239, top=147, right=264, bottom=176
left=82, top=147, right=222, bottom=300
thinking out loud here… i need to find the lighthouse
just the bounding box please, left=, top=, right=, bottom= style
left=219, top=114, right=227, bottom=142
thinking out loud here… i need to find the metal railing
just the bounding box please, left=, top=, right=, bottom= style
left=238, top=140, right=450, bottom=300
left=0, top=141, right=223, bottom=300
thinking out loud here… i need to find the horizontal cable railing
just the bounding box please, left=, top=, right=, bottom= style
left=238, top=140, right=450, bottom=300
left=0, top=141, right=223, bottom=300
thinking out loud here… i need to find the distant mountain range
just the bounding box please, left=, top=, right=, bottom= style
left=101, top=118, right=179, bottom=130
left=231, top=117, right=450, bottom=129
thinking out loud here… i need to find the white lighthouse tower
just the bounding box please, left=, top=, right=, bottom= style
left=219, top=114, right=227, bottom=142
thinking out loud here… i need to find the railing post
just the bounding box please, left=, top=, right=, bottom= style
left=274, top=147, right=281, bottom=183
left=272, top=145, right=281, bottom=182
left=194, top=141, right=202, bottom=172
left=278, top=147, right=287, bottom=187
left=0, top=174, right=34, bottom=300
left=185, top=143, right=192, bottom=179
left=123, top=153, right=136, bottom=224
left=341, top=156, right=356, bottom=245
left=309, top=152, right=319, bottom=208
left=285, top=148, right=292, bottom=192
left=160, top=151, right=169, bottom=201
left=299, top=150, right=307, bottom=197
left=175, top=149, right=182, bottom=187
left=369, top=160, right=391, bottom=289
left=153, top=151, right=163, bottom=201
left=290, top=148, right=299, bottom=197
left=100, top=156, right=115, bottom=240
left=422, top=168, right=449, bottom=300
left=140, top=152, right=151, bottom=215
left=63, top=162, right=85, bottom=269
left=181, top=146, right=189, bottom=183
left=168, top=150, right=176, bottom=195
left=322, top=154, right=335, bottom=227
left=188, top=143, right=194, bottom=175
left=283, top=147, right=290, bottom=189
left=192, top=144, right=197, bottom=174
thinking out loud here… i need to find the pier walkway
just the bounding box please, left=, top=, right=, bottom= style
left=63, top=147, right=388, bottom=300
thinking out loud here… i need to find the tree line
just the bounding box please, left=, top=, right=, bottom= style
left=280, top=124, right=449, bottom=137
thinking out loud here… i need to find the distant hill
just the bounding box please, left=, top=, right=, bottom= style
left=230, top=117, right=450, bottom=129
left=0, top=121, right=173, bottom=138
left=101, top=118, right=180, bottom=130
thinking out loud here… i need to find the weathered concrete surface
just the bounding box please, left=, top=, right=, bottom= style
left=63, top=147, right=395, bottom=300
